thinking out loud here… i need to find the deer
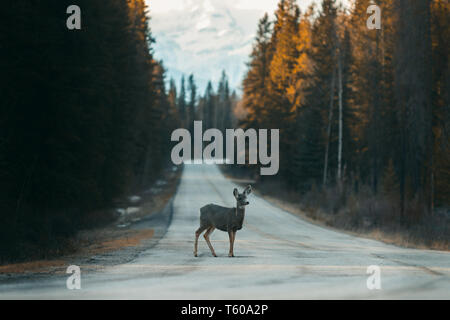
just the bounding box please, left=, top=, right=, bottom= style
left=194, top=185, right=252, bottom=257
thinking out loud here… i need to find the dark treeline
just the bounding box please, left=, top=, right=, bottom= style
left=169, top=70, right=239, bottom=134
left=240, top=0, right=449, bottom=237
left=0, top=1, right=181, bottom=262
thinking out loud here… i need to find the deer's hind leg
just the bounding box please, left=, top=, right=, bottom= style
left=194, top=224, right=209, bottom=257
left=204, top=226, right=217, bottom=257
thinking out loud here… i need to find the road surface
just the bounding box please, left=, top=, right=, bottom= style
left=1, top=164, right=449, bottom=299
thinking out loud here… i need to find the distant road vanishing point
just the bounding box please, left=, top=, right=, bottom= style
left=1, top=165, right=449, bottom=299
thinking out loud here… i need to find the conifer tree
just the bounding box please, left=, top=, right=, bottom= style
left=187, top=74, right=197, bottom=133
left=242, top=13, right=272, bottom=129
left=178, top=76, right=187, bottom=127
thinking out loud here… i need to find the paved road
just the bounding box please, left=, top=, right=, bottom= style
left=1, top=164, right=449, bottom=299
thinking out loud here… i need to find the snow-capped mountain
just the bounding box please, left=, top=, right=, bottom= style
left=147, top=0, right=348, bottom=93
left=148, top=0, right=274, bottom=93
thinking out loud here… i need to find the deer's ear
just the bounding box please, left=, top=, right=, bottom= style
left=233, top=188, right=239, bottom=198
left=244, top=185, right=252, bottom=195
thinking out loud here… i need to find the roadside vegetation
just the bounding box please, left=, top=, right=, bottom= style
left=226, top=0, right=449, bottom=251
left=223, top=169, right=449, bottom=251
left=0, top=165, right=182, bottom=273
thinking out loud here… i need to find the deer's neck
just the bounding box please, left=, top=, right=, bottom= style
left=235, top=206, right=245, bottom=218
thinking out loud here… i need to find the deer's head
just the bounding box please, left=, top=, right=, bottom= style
left=233, top=185, right=252, bottom=208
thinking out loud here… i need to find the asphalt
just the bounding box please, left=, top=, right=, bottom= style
left=0, top=164, right=449, bottom=299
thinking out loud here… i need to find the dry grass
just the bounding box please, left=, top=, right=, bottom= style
left=0, top=229, right=155, bottom=274
left=83, top=229, right=154, bottom=254
left=0, top=260, right=66, bottom=274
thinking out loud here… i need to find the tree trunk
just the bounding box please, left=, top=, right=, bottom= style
left=337, top=51, right=343, bottom=182
left=323, top=68, right=336, bottom=186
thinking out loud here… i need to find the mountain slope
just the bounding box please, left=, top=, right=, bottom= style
left=149, top=0, right=269, bottom=92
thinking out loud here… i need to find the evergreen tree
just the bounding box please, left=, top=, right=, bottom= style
left=203, top=81, right=215, bottom=129
left=242, top=13, right=273, bottom=129
left=187, top=74, right=197, bottom=133
left=217, top=71, right=231, bottom=132
left=0, top=0, right=181, bottom=262
left=394, top=0, right=433, bottom=219
left=178, top=75, right=187, bottom=127
left=267, top=0, right=301, bottom=181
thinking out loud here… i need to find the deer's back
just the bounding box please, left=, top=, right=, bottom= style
left=200, top=204, right=236, bottom=232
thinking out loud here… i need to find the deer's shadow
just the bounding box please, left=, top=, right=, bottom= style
left=194, top=254, right=254, bottom=258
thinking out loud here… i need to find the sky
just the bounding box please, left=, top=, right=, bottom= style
left=145, top=0, right=350, bottom=94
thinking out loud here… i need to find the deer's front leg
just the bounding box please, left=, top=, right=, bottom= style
left=204, top=227, right=217, bottom=257
left=228, top=231, right=235, bottom=257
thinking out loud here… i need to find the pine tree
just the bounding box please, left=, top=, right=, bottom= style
left=394, top=0, right=433, bottom=220
left=430, top=0, right=450, bottom=208
left=267, top=0, right=300, bottom=122
left=296, top=0, right=338, bottom=189
left=267, top=0, right=301, bottom=181
left=242, top=13, right=272, bottom=129
left=217, top=71, right=231, bottom=132
left=168, top=78, right=179, bottom=123
left=203, top=81, right=215, bottom=129
left=187, top=74, right=197, bottom=133
left=178, top=75, right=187, bottom=127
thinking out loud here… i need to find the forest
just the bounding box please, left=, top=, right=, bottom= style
left=236, top=0, right=449, bottom=247
left=0, top=0, right=448, bottom=262
left=0, top=1, right=239, bottom=263
left=0, top=1, right=183, bottom=262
